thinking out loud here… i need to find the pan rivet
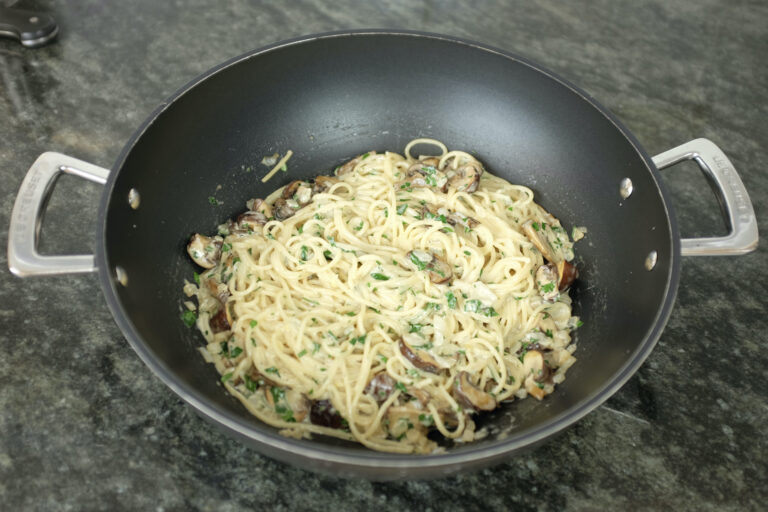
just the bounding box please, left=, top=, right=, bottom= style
left=115, top=266, right=128, bottom=286
left=645, top=251, right=658, bottom=271
left=128, top=188, right=140, bottom=209
left=620, top=178, right=633, bottom=199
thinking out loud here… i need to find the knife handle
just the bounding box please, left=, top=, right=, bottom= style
left=0, top=6, right=58, bottom=48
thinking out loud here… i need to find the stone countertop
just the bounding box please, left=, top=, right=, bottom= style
left=0, top=0, right=766, bottom=510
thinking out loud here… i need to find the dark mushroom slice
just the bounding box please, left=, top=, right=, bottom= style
left=246, top=198, right=272, bottom=218
left=452, top=371, right=497, bottom=411
left=522, top=220, right=556, bottom=261
left=209, top=302, right=231, bottom=333
left=272, top=197, right=299, bottom=221
left=556, top=260, right=578, bottom=290
left=187, top=234, right=223, bottom=269
left=535, top=263, right=560, bottom=302
left=443, top=162, right=483, bottom=194
left=237, top=211, right=268, bottom=230
left=282, top=180, right=314, bottom=206
left=398, top=338, right=445, bottom=374
left=309, top=399, right=344, bottom=429
left=365, top=372, right=396, bottom=403
left=335, top=151, right=376, bottom=176
left=312, top=175, right=339, bottom=194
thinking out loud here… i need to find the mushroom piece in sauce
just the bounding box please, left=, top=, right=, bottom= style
left=309, top=399, right=345, bottom=429
left=282, top=180, right=314, bottom=206
left=272, top=197, right=299, bottom=221
left=535, top=263, right=560, bottom=302
left=365, top=372, right=396, bottom=403
left=523, top=350, right=551, bottom=400
left=312, top=175, right=339, bottom=195
left=335, top=151, right=376, bottom=176
left=444, top=163, right=483, bottom=194
left=246, top=198, right=272, bottom=218
left=452, top=371, right=497, bottom=411
left=187, top=234, right=223, bottom=269
left=398, top=337, right=445, bottom=374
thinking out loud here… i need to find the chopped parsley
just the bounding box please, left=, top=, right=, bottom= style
left=180, top=310, right=197, bottom=327
left=409, top=252, right=427, bottom=271
left=208, top=196, right=221, bottom=205
left=221, top=372, right=233, bottom=383
left=297, top=349, right=307, bottom=358
left=264, top=367, right=280, bottom=377
left=349, top=334, right=367, bottom=345
left=541, top=282, right=556, bottom=293
left=250, top=319, right=258, bottom=328
left=395, top=381, right=408, bottom=393
left=463, top=299, right=499, bottom=317
left=300, top=245, right=309, bottom=261
left=371, top=272, right=390, bottom=281
left=228, top=346, right=243, bottom=358
left=445, top=291, right=457, bottom=309
left=192, top=272, right=200, bottom=284
left=408, top=322, right=424, bottom=333
left=396, top=203, right=408, bottom=215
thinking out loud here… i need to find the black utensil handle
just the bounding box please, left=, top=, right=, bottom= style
left=0, top=6, right=58, bottom=48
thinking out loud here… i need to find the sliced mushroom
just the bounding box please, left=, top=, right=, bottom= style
left=187, top=234, right=223, bottom=269
left=405, top=386, right=431, bottom=407
left=237, top=211, right=268, bottom=230
left=556, top=260, right=578, bottom=290
left=522, top=220, right=556, bottom=261
left=523, top=350, right=551, bottom=400
left=365, top=372, right=396, bottom=403
left=272, top=197, right=298, bottom=221
left=398, top=338, right=444, bottom=374
left=336, top=151, right=376, bottom=176
left=446, top=211, right=479, bottom=229
left=536, top=263, right=560, bottom=302
left=209, top=304, right=230, bottom=333
left=282, top=180, right=313, bottom=206
left=452, top=372, right=497, bottom=411
left=309, top=399, right=344, bottom=429
left=246, top=198, right=272, bottom=218
left=312, top=175, right=339, bottom=194
left=406, top=250, right=453, bottom=284
left=405, top=162, right=447, bottom=189
left=444, top=163, right=483, bottom=194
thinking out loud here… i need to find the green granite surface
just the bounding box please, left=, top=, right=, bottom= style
left=0, top=0, right=766, bottom=510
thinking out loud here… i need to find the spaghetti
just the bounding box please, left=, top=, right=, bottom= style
left=182, top=140, right=582, bottom=453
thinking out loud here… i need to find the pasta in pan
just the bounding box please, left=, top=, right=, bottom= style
left=182, top=139, right=582, bottom=453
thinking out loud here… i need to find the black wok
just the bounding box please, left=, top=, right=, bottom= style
left=7, top=31, right=758, bottom=479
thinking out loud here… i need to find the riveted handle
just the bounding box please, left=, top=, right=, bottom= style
left=8, top=152, right=110, bottom=277
left=0, top=6, right=58, bottom=48
left=652, top=138, right=758, bottom=256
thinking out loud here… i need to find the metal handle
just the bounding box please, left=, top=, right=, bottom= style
left=8, top=152, right=110, bottom=277
left=0, top=6, right=58, bottom=48
left=652, top=138, right=758, bottom=256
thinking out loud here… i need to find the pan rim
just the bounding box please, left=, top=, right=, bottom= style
left=96, top=29, right=681, bottom=472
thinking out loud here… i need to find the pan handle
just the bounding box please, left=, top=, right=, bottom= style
left=7, top=152, right=110, bottom=277
left=652, top=138, right=758, bottom=256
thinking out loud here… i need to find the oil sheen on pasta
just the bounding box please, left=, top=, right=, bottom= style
left=182, top=139, right=582, bottom=454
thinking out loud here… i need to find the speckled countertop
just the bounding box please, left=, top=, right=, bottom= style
left=1, top=0, right=766, bottom=510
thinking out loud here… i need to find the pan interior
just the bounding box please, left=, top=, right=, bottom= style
left=100, top=33, right=676, bottom=464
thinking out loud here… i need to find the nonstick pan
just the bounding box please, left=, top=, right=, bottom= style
left=7, top=31, right=758, bottom=479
